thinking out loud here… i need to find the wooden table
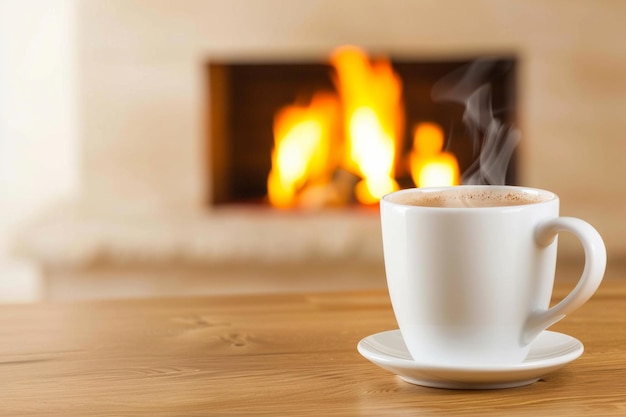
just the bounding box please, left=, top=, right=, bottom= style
left=1, top=278, right=626, bottom=416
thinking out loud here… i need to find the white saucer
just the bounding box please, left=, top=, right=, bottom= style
left=357, top=329, right=583, bottom=389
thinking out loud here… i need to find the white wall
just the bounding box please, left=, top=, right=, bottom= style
left=0, top=0, right=78, bottom=301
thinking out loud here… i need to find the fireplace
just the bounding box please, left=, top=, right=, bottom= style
left=9, top=1, right=624, bottom=301
left=208, top=50, right=518, bottom=207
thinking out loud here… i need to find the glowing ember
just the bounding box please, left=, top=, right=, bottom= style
left=267, top=93, right=339, bottom=209
left=409, top=122, right=459, bottom=188
left=331, top=46, right=403, bottom=204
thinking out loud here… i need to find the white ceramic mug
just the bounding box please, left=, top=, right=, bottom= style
left=380, top=185, right=606, bottom=366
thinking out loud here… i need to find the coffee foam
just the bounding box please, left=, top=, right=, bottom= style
left=388, top=188, right=551, bottom=208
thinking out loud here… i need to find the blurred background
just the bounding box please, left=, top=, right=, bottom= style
left=1, top=0, right=625, bottom=303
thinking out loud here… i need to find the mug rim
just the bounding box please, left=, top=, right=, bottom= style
left=381, top=185, right=558, bottom=210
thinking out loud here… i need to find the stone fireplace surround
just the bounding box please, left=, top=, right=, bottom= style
left=15, top=1, right=626, bottom=299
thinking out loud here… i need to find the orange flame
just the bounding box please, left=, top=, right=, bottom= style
left=409, top=122, right=460, bottom=187
left=266, top=46, right=460, bottom=209
left=330, top=46, right=404, bottom=204
left=267, top=93, right=339, bottom=209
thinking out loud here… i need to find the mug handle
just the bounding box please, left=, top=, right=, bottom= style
left=523, top=217, right=606, bottom=343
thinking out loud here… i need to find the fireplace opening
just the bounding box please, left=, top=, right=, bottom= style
left=208, top=51, right=518, bottom=207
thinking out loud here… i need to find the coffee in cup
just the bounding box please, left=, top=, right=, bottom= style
left=380, top=185, right=606, bottom=366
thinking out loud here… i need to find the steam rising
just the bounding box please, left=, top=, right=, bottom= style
left=432, top=60, right=520, bottom=185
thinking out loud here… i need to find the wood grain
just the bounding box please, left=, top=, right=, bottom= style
left=1, top=280, right=625, bottom=416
